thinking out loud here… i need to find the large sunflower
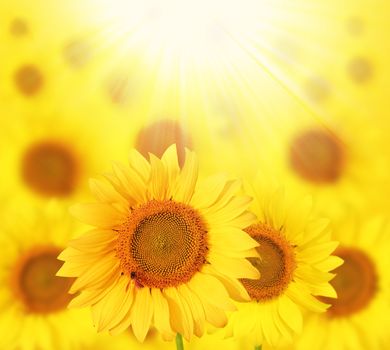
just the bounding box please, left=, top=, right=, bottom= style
left=295, top=212, right=390, bottom=350
left=225, top=181, right=342, bottom=348
left=0, top=201, right=96, bottom=350
left=58, top=145, right=259, bottom=342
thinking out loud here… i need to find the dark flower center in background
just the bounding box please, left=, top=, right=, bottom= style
left=289, top=129, right=345, bottom=184
left=12, top=246, right=73, bottom=314
left=135, top=119, right=192, bottom=168
left=321, top=247, right=377, bottom=317
left=21, top=140, right=79, bottom=197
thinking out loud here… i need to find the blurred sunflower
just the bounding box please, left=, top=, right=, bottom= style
left=0, top=202, right=95, bottom=350
left=295, top=212, right=390, bottom=350
left=225, top=181, right=342, bottom=348
left=1, top=109, right=121, bottom=203
left=58, top=145, right=259, bottom=342
left=255, top=116, right=388, bottom=217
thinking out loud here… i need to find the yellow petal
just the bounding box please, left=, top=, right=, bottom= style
left=202, top=265, right=250, bottom=302
left=278, top=295, right=302, bottom=333
left=208, top=227, right=259, bottom=251
left=161, top=144, right=180, bottom=193
left=130, top=287, right=154, bottom=342
left=70, top=203, right=125, bottom=228
left=202, top=196, right=252, bottom=225
left=148, top=154, right=168, bottom=200
left=190, top=173, right=229, bottom=209
left=164, top=287, right=193, bottom=340
left=89, top=178, right=127, bottom=206
left=172, top=149, right=198, bottom=204
left=203, top=302, right=228, bottom=328
left=285, top=282, right=328, bottom=313
left=68, top=229, right=117, bottom=253
left=112, top=162, right=148, bottom=204
left=208, top=253, right=260, bottom=279
left=151, top=288, right=174, bottom=337
left=178, top=284, right=206, bottom=337
left=93, top=277, right=134, bottom=332
left=128, top=149, right=151, bottom=182
left=188, top=273, right=236, bottom=311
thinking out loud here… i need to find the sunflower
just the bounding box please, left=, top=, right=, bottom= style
left=0, top=201, right=96, bottom=350
left=249, top=115, right=389, bottom=218
left=0, top=108, right=122, bottom=204
left=58, top=145, right=259, bottom=342
left=295, top=212, right=390, bottom=350
left=225, top=181, right=342, bottom=348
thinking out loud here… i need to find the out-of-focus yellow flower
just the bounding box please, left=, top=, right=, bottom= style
left=58, top=145, right=259, bottom=342
left=253, top=115, right=388, bottom=217
left=225, top=182, right=342, bottom=348
left=0, top=201, right=96, bottom=350
left=84, top=329, right=170, bottom=350
left=0, top=109, right=122, bottom=204
left=295, top=212, right=390, bottom=350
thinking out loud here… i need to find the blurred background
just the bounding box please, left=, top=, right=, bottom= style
left=1, top=0, right=389, bottom=349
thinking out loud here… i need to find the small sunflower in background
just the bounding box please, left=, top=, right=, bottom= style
left=295, top=211, right=390, bottom=350
left=0, top=109, right=123, bottom=204
left=225, top=180, right=342, bottom=348
left=256, top=115, right=388, bottom=217
left=0, top=201, right=96, bottom=350
left=58, top=145, right=260, bottom=342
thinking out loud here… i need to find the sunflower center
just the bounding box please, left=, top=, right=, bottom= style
left=14, top=64, right=44, bottom=96
left=116, top=200, right=208, bottom=289
left=11, top=247, right=73, bottom=314
left=21, top=140, right=79, bottom=197
left=135, top=119, right=191, bottom=168
left=347, top=57, right=373, bottom=84
left=10, top=18, right=29, bottom=36
left=321, top=247, right=377, bottom=317
left=289, top=129, right=345, bottom=183
left=241, top=223, right=296, bottom=302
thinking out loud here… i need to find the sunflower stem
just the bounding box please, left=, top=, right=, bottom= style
left=176, top=333, right=184, bottom=350
left=255, top=346, right=262, bottom=350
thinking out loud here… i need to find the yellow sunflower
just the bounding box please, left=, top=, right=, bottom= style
left=295, top=212, right=390, bottom=350
left=250, top=115, right=388, bottom=217
left=58, top=145, right=260, bottom=342
left=225, top=181, right=342, bottom=348
left=1, top=108, right=122, bottom=204
left=0, top=201, right=96, bottom=350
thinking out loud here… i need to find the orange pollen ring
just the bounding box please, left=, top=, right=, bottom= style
left=241, top=223, right=296, bottom=302
left=116, top=200, right=208, bottom=289
left=10, top=246, right=74, bottom=314
left=21, top=140, right=80, bottom=197
left=320, top=247, right=377, bottom=317
left=289, top=129, right=345, bottom=184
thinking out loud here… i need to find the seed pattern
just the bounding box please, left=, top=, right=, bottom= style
left=116, top=200, right=208, bottom=289
left=241, top=223, right=296, bottom=302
